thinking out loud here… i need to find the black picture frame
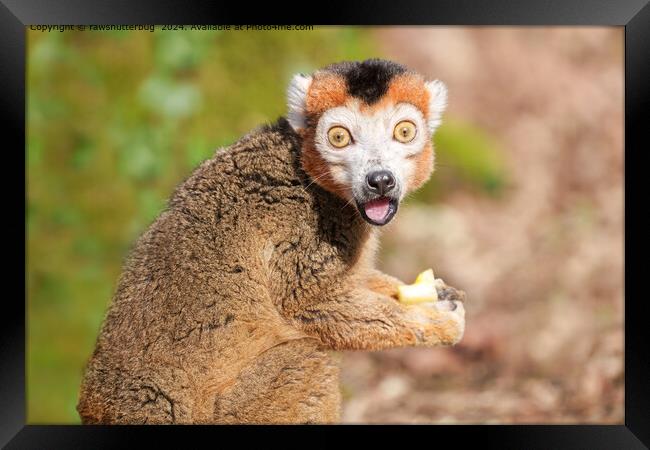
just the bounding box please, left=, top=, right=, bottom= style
left=5, top=0, right=649, bottom=447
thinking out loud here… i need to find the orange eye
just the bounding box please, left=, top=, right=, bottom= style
left=327, top=126, right=351, bottom=148
left=394, top=121, right=417, bottom=143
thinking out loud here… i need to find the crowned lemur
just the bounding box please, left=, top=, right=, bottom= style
left=78, top=59, right=466, bottom=424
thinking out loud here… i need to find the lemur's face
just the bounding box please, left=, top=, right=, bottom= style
left=287, top=59, right=447, bottom=226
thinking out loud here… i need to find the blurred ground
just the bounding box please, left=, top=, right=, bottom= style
left=340, top=27, right=624, bottom=424
left=26, top=27, right=623, bottom=424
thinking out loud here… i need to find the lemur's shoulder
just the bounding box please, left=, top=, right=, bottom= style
left=218, top=117, right=303, bottom=176
left=167, top=117, right=306, bottom=215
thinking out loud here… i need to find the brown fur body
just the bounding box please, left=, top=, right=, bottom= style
left=78, top=99, right=464, bottom=424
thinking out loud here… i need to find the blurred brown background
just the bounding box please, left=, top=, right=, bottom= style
left=27, top=26, right=623, bottom=423
left=342, top=27, right=624, bottom=423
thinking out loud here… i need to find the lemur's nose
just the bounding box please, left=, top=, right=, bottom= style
left=366, top=170, right=396, bottom=196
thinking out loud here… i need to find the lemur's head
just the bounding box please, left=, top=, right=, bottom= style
left=287, top=59, right=447, bottom=226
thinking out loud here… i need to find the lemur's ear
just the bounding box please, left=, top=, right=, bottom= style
left=424, top=80, right=448, bottom=133
left=287, top=73, right=313, bottom=131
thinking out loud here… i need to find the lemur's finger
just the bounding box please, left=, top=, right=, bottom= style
left=438, top=287, right=466, bottom=303
left=433, top=299, right=464, bottom=314
left=432, top=299, right=455, bottom=311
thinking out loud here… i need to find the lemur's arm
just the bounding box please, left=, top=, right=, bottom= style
left=361, top=269, right=404, bottom=299
left=292, top=283, right=465, bottom=351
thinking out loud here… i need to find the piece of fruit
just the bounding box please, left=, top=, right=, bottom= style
left=397, top=268, right=439, bottom=305
left=397, top=282, right=439, bottom=305
left=415, top=268, right=435, bottom=285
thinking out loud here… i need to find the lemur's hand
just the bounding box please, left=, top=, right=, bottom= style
left=435, top=279, right=467, bottom=303
left=404, top=299, right=465, bottom=346
left=402, top=278, right=465, bottom=347
left=371, top=272, right=466, bottom=345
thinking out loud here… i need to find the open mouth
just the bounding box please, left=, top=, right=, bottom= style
left=357, top=196, right=399, bottom=226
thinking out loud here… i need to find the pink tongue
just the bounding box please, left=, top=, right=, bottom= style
left=364, top=198, right=390, bottom=222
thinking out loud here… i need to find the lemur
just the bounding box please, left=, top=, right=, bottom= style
left=78, top=59, right=466, bottom=424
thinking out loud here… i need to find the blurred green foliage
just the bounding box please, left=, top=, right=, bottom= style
left=410, top=119, right=509, bottom=203
left=26, top=27, right=507, bottom=423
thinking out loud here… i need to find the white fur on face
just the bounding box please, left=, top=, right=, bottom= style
left=314, top=100, right=435, bottom=203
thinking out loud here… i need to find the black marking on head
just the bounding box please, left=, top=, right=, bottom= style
left=324, top=59, right=408, bottom=105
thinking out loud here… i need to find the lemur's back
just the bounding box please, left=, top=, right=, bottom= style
left=77, top=119, right=360, bottom=424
